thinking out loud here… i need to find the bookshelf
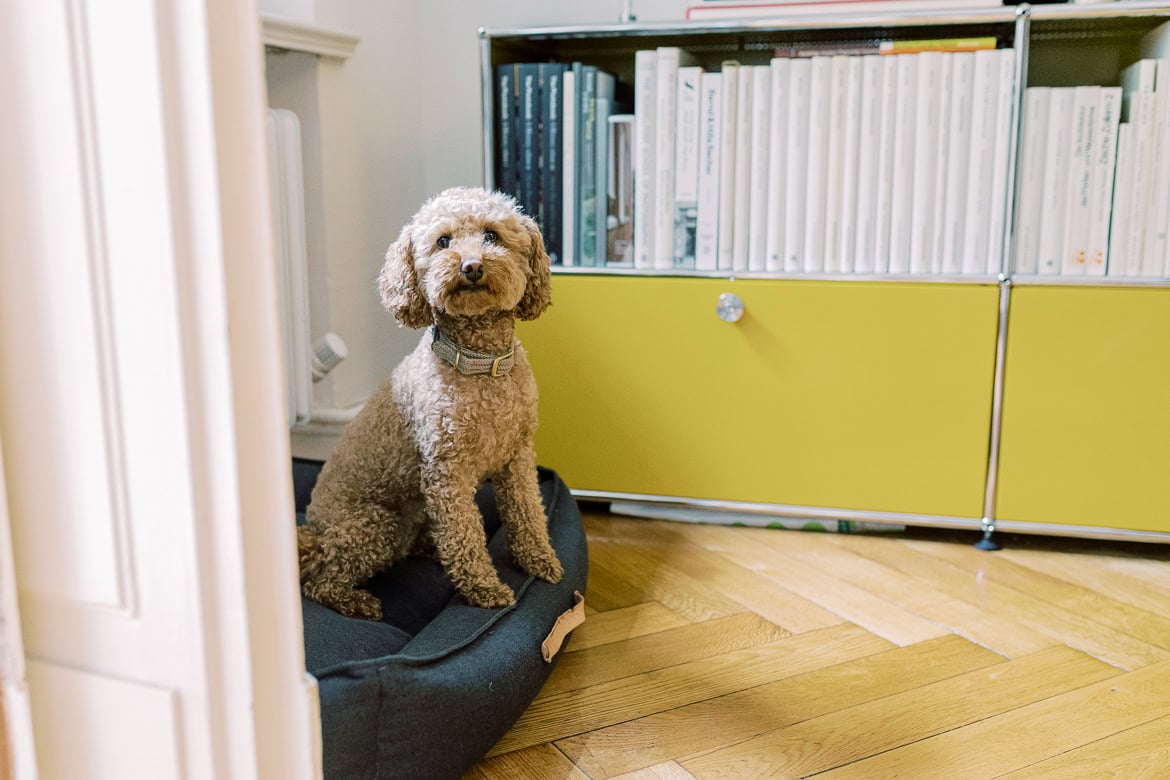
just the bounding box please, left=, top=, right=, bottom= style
left=479, top=2, right=1170, bottom=543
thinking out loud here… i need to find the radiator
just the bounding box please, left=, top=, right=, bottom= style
left=266, top=108, right=313, bottom=427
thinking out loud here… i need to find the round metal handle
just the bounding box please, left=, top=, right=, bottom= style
left=716, top=292, right=744, bottom=323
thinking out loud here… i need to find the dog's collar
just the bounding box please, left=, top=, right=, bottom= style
left=430, top=326, right=515, bottom=377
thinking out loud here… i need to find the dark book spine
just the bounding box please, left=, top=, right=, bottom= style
left=495, top=64, right=518, bottom=197
left=578, top=66, right=598, bottom=266
left=517, top=63, right=541, bottom=221
left=540, top=63, right=566, bottom=264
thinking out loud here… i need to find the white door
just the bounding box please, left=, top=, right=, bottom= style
left=0, top=1, right=320, bottom=778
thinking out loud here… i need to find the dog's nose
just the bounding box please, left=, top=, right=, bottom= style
left=461, top=258, right=484, bottom=283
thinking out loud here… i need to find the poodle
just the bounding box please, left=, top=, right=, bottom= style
left=298, top=186, right=563, bottom=620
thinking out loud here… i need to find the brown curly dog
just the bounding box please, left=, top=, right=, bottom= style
left=298, top=187, right=563, bottom=620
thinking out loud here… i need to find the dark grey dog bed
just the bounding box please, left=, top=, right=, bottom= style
left=293, top=459, right=588, bottom=780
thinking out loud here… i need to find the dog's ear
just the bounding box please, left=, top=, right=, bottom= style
left=516, top=216, right=552, bottom=321
left=378, top=224, right=433, bottom=329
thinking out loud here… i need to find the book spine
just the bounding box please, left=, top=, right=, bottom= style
left=717, top=61, right=739, bottom=271
left=941, top=52, right=974, bottom=274
left=765, top=58, right=790, bottom=272
left=1013, top=86, right=1051, bottom=275
left=561, top=66, right=578, bottom=267
left=802, top=55, right=832, bottom=272
left=633, top=51, right=657, bottom=269
left=1037, top=87, right=1074, bottom=275
left=960, top=49, right=1000, bottom=275
left=822, top=55, right=850, bottom=273
left=1086, top=87, right=1121, bottom=277
left=654, top=47, right=688, bottom=268
left=837, top=55, right=863, bottom=274
left=578, top=67, right=598, bottom=266
left=853, top=55, right=883, bottom=274
left=540, top=64, right=565, bottom=265
left=517, top=63, right=540, bottom=224
left=872, top=55, right=899, bottom=274
left=1120, top=59, right=1157, bottom=276
left=732, top=63, right=754, bottom=272
left=1061, top=85, right=1100, bottom=276
left=887, top=53, right=918, bottom=274
left=1106, top=122, right=1134, bottom=276
left=747, top=65, right=772, bottom=271
left=595, top=73, right=616, bottom=265
left=606, top=114, right=635, bottom=265
left=984, top=48, right=1016, bottom=276
left=1140, top=60, right=1170, bottom=276
left=674, top=65, right=704, bottom=269
left=696, top=72, right=723, bottom=271
left=783, top=58, right=810, bottom=272
left=908, top=51, right=941, bottom=275
left=929, top=53, right=955, bottom=274
left=495, top=64, right=518, bottom=198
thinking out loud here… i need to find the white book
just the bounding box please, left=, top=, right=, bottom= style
left=837, top=56, right=863, bottom=274
left=984, top=48, right=1016, bottom=276
left=802, top=56, right=832, bottom=272
left=1120, top=59, right=1157, bottom=276
left=823, top=56, right=850, bottom=273
left=1061, top=85, right=1100, bottom=276
left=653, top=47, right=697, bottom=269
left=908, top=51, right=942, bottom=275
left=872, top=55, right=899, bottom=274
left=633, top=50, right=657, bottom=269
left=784, top=58, right=811, bottom=272
left=561, top=68, right=577, bottom=267
left=853, top=55, right=884, bottom=274
left=717, top=61, right=739, bottom=271
left=1107, top=122, right=1135, bottom=277
left=941, top=52, right=975, bottom=274
left=732, top=64, right=754, bottom=272
left=929, top=53, right=955, bottom=274
left=1013, top=87, right=1051, bottom=275
left=747, top=65, right=772, bottom=271
left=595, top=92, right=612, bottom=264
left=765, top=58, right=790, bottom=272
left=888, top=53, right=919, bottom=274
left=695, top=72, right=723, bottom=271
left=673, top=65, right=704, bottom=268
left=1037, top=87, right=1074, bottom=275
left=1140, top=60, right=1170, bottom=277
left=1086, top=87, right=1122, bottom=277
left=1139, top=20, right=1170, bottom=275
left=960, top=49, right=1001, bottom=275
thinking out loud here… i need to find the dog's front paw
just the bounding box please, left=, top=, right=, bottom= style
left=464, top=580, right=516, bottom=609
left=518, top=550, right=564, bottom=585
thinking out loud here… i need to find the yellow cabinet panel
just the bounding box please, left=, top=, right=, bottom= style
left=519, top=276, right=1000, bottom=518
left=996, top=286, right=1170, bottom=533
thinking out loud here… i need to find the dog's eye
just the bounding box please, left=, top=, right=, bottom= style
left=483, top=230, right=499, bottom=244
left=436, top=235, right=451, bottom=250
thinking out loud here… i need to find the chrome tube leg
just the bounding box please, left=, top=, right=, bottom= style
left=975, top=516, right=1002, bottom=551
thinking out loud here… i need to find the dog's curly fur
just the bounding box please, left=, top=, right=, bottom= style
left=297, top=187, right=562, bottom=620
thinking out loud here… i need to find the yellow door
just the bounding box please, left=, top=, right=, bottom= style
left=996, top=285, right=1170, bottom=533
left=520, top=276, right=1000, bottom=518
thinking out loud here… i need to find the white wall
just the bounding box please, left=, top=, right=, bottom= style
left=273, top=0, right=690, bottom=412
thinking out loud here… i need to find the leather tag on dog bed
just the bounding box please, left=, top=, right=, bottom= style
left=542, top=591, right=586, bottom=663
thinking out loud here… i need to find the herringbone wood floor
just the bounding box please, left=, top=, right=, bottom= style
left=467, top=508, right=1170, bottom=779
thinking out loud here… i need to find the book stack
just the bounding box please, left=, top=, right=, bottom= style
left=636, top=40, right=1014, bottom=275
left=495, top=61, right=628, bottom=267
left=1015, top=23, right=1170, bottom=279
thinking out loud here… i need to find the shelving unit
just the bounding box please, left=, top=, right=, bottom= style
left=479, top=2, right=1170, bottom=543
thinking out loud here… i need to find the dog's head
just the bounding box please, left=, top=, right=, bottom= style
left=378, top=187, right=552, bottom=328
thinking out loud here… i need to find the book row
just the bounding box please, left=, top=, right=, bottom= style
left=1016, top=46, right=1170, bottom=277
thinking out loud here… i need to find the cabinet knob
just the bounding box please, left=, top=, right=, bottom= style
left=716, top=292, right=744, bottom=323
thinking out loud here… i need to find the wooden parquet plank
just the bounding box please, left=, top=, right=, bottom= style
left=999, top=546, right=1170, bottom=618
left=681, top=646, right=1119, bottom=779
left=903, top=538, right=1170, bottom=650
left=814, top=659, right=1170, bottom=779
left=486, top=623, right=892, bottom=757
left=748, top=528, right=1055, bottom=657
left=608, top=761, right=697, bottom=780
left=541, top=612, right=789, bottom=698
left=689, top=525, right=950, bottom=646
left=588, top=540, right=746, bottom=623
left=564, top=602, right=691, bottom=653
left=555, top=634, right=1003, bottom=779
left=830, top=534, right=1170, bottom=669
left=462, top=744, right=587, bottom=779
left=998, top=715, right=1170, bottom=778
